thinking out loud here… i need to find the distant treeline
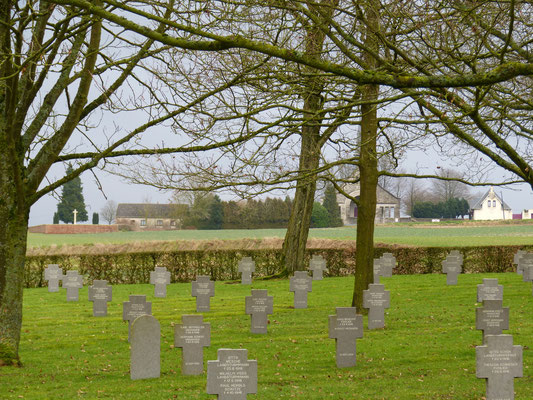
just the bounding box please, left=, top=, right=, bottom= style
left=412, top=197, right=470, bottom=219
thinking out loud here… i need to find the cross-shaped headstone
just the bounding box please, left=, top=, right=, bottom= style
left=477, top=278, right=503, bottom=303
left=448, top=249, right=463, bottom=261
left=88, top=280, right=112, bottom=316
left=328, top=307, right=363, bottom=368
left=174, top=314, right=211, bottom=375
left=44, top=264, right=63, bottom=292
left=207, top=349, right=257, bottom=400
left=520, top=253, right=533, bottom=283
left=476, top=334, right=523, bottom=400
left=513, top=250, right=525, bottom=274
left=123, top=295, right=152, bottom=341
left=191, top=275, right=215, bottom=312
left=289, top=271, right=312, bottom=309
left=245, top=289, right=273, bottom=334
left=363, top=283, right=391, bottom=330
left=130, top=314, right=160, bottom=380
left=62, top=270, right=83, bottom=301
left=380, top=252, right=396, bottom=273
left=442, top=260, right=462, bottom=285
left=238, top=257, right=255, bottom=285
left=476, top=300, right=509, bottom=343
left=150, top=266, right=171, bottom=298
left=309, top=255, right=327, bottom=280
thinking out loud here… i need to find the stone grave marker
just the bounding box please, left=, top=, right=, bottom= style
left=63, top=270, right=83, bottom=301
left=362, top=284, right=391, bottom=329
left=130, top=314, right=160, bottom=380
left=328, top=307, right=363, bottom=368
left=520, top=253, right=533, bottom=283
left=44, top=264, right=63, bottom=292
left=524, top=264, right=533, bottom=296
left=442, top=260, right=462, bottom=285
left=88, top=280, right=112, bottom=316
left=476, top=334, right=522, bottom=400
left=207, top=348, right=257, bottom=399
left=476, top=300, right=509, bottom=343
left=238, top=257, right=255, bottom=285
left=448, top=249, right=463, bottom=262
left=192, top=275, right=215, bottom=312
left=245, top=289, right=273, bottom=334
left=372, top=259, right=383, bottom=283
left=513, top=250, right=525, bottom=274
left=174, top=314, right=211, bottom=375
left=150, top=266, right=171, bottom=298
left=380, top=252, right=396, bottom=272
left=123, top=295, right=152, bottom=341
left=289, top=271, right=312, bottom=309
left=477, top=278, right=503, bottom=303
left=309, top=255, right=327, bottom=280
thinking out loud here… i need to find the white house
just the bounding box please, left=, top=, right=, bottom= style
left=470, top=187, right=512, bottom=220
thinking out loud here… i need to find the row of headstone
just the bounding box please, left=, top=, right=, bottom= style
left=514, top=250, right=533, bottom=295
left=475, top=278, right=523, bottom=400
left=442, top=250, right=463, bottom=285
left=373, top=252, right=396, bottom=283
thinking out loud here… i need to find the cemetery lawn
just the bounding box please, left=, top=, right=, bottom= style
left=27, top=222, right=533, bottom=248
left=2, top=273, right=532, bottom=399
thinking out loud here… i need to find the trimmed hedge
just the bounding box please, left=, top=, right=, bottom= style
left=24, top=245, right=530, bottom=289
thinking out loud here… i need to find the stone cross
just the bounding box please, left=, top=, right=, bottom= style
left=476, top=300, right=509, bottom=343
left=62, top=270, right=83, bottom=301
left=448, top=249, right=463, bottom=261
left=380, top=252, right=396, bottom=272
left=44, top=264, right=63, bottom=292
left=191, top=275, right=215, bottom=312
left=513, top=250, right=525, bottom=274
left=442, top=260, right=462, bottom=285
left=289, top=271, right=312, bottom=309
left=130, top=314, right=160, bottom=380
left=476, top=335, right=523, bottom=400
left=520, top=253, right=533, bottom=283
left=174, top=314, right=211, bottom=375
left=363, top=284, right=391, bottom=330
left=308, top=255, right=327, bottom=280
left=123, top=295, right=152, bottom=341
left=238, top=257, right=255, bottom=285
left=73, top=209, right=78, bottom=225
left=150, top=266, right=171, bottom=298
left=245, top=289, right=273, bottom=334
left=88, top=280, right=112, bottom=317
left=207, top=349, right=257, bottom=400
left=477, top=278, right=503, bottom=303
left=328, top=307, right=363, bottom=368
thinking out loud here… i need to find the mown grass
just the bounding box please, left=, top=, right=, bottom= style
left=28, top=223, right=533, bottom=248
left=1, top=273, right=532, bottom=399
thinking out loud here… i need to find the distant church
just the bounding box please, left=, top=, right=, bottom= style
left=470, top=187, right=512, bottom=220
left=336, top=183, right=401, bottom=225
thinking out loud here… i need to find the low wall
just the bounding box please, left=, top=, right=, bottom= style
left=29, top=224, right=119, bottom=234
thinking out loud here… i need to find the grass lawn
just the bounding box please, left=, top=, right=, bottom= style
left=1, top=273, right=532, bottom=399
left=27, top=223, right=533, bottom=248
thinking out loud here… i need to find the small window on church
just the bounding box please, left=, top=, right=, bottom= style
left=493, top=200, right=497, bottom=207
left=487, top=201, right=491, bottom=207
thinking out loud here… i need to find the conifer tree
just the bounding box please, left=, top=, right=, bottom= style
left=322, top=184, right=343, bottom=227
left=56, top=165, right=88, bottom=224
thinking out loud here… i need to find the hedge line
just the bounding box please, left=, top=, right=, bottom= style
left=24, top=245, right=529, bottom=288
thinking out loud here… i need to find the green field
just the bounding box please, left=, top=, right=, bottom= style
left=1, top=273, right=532, bottom=399
left=28, top=223, right=533, bottom=248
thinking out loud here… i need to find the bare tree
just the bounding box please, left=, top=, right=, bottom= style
left=100, top=201, right=118, bottom=225
left=431, top=168, right=471, bottom=203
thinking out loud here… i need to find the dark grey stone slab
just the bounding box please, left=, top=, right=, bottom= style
left=238, top=257, right=255, bottom=285
left=245, top=289, right=273, bottom=334
left=207, top=348, right=257, bottom=399
left=362, top=284, right=391, bottom=329
left=62, top=270, right=83, bottom=301
left=477, top=278, right=503, bottom=302
left=328, top=307, right=363, bottom=368
left=309, top=255, right=327, bottom=280
left=130, top=314, right=160, bottom=380
left=174, top=314, right=210, bottom=375
left=289, top=271, right=312, bottom=309
left=442, top=260, right=461, bottom=285
left=513, top=250, right=525, bottom=274
left=88, top=280, right=112, bottom=317
left=518, top=252, right=533, bottom=277
left=192, top=276, right=215, bottom=312
left=123, top=295, right=152, bottom=341
left=476, top=300, right=509, bottom=343
left=44, top=264, right=63, bottom=292
left=476, top=335, right=523, bottom=400
left=150, top=266, right=171, bottom=298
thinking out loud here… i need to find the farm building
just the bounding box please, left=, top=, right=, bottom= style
left=116, top=203, right=187, bottom=230
left=470, top=187, right=512, bottom=220
left=336, top=183, right=400, bottom=225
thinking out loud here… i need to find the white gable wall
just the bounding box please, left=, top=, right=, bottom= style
left=472, top=198, right=512, bottom=220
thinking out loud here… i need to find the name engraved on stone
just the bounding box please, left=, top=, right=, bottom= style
left=245, top=289, right=273, bottom=334
left=88, top=280, right=112, bottom=317
left=476, top=300, right=509, bottom=343
left=238, top=257, right=255, bottom=285
left=130, top=314, right=160, bottom=380
left=289, top=271, right=312, bottom=309
left=44, top=264, right=63, bottom=292
left=207, top=349, right=257, bottom=399
left=150, top=266, right=171, bottom=298
left=328, top=307, right=363, bottom=368
left=477, top=278, right=504, bottom=302
left=123, top=295, right=152, bottom=341
left=192, top=276, right=215, bottom=312
left=62, top=270, right=83, bottom=301
left=174, top=314, right=210, bottom=375
left=309, top=255, right=327, bottom=280
left=363, top=284, right=391, bottom=330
